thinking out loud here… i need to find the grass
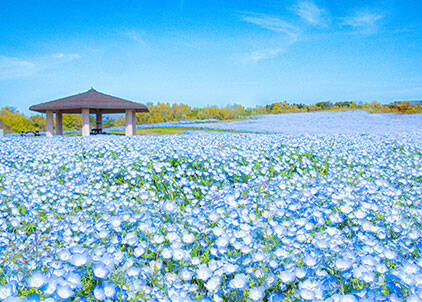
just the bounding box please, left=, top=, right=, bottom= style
left=106, top=127, right=244, bottom=136
left=57, top=127, right=244, bottom=136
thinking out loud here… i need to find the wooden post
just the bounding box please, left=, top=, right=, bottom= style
left=56, top=111, right=63, bottom=135
left=46, top=110, right=54, bottom=137
left=125, top=110, right=134, bottom=136
left=96, top=112, right=102, bottom=130
left=82, top=108, right=90, bottom=136
left=132, top=111, right=136, bottom=135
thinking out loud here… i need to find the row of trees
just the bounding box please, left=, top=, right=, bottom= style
left=264, top=101, right=422, bottom=114
left=112, top=103, right=247, bottom=127
left=1, top=101, right=421, bottom=133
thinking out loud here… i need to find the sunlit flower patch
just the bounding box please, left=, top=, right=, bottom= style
left=0, top=124, right=421, bottom=301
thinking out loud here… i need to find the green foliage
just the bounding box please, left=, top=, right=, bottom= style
left=63, top=114, right=82, bottom=130
left=112, top=103, right=247, bottom=127
left=0, top=107, right=37, bottom=133
left=0, top=107, right=84, bottom=133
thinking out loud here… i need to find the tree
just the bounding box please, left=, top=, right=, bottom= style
left=62, top=114, right=82, bottom=130
left=0, top=107, right=36, bottom=133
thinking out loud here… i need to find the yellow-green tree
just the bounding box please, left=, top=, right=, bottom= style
left=0, top=107, right=36, bottom=133
left=62, top=114, right=82, bottom=130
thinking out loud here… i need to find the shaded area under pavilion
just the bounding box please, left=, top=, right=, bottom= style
left=30, top=89, right=149, bottom=137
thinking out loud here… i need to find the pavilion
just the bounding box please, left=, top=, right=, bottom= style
left=30, top=88, right=149, bottom=137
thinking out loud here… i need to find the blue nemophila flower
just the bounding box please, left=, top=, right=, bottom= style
left=123, top=231, right=138, bottom=245
left=56, top=284, right=74, bottom=299
left=57, top=249, right=72, bottom=261
left=93, top=285, right=105, bottom=301
left=180, top=268, right=193, bottom=281
left=92, top=262, right=111, bottom=280
left=335, top=258, right=353, bottom=271
left=161, top=247, right=172, bottom=259
left=43, top=276, right=59, bottom=296
left=181, top=232, right=195, bottom=244
left=66, top=272, right=83, bottom=289
left=102, top=281, right=117, bottom=299
left=298, top=288, right=315, bottom=300
left=26, top=272, right=46, bottom=289
left=70, top=252, right=90, bottom=267
left=172, top=248, right=186, bottom=261
left=127, top=266, right=141, bottom=277
left=229, top=273, right=249, bottom=289
left=152, top=234, right=165, bottom=244
left=205, top=277, right=221, bottom=293
left=303, top=254, right=317, bottom=267
left=163, top=200, right=178, bottom=213
left=196, top=265, right=212, bottom=281
left=278, top=270, right=296, bottom=284
left=223, top=263, right=238, bottom=275
left=0, top=282, right=16, bottom=300
left=249, top=286, right=265, bottom=301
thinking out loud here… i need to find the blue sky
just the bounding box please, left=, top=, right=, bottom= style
left=1, top=0, right=421, bottom=114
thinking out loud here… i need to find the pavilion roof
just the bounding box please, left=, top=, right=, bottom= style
left=30, top=88, right=149, bottom=114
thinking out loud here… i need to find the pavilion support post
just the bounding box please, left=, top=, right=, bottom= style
left=82, top=108, right=90, bottom=136
left=132, top=111, right=136, bottom=135
left=96, top=112, right=102, bottom=130
left=125, top=109, right=135, bottom=136
left=56, top=111, right=63, bottom=136
left=46, top=110, right=54, bottom=137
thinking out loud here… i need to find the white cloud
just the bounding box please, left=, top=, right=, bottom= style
left=342, top=10, right=384, bottom=35
left=241, top=12, right=300, bottom=39
left=124, top=29, right=145, bottom=45
left=294, top=1, right=327, bottom=26
left=240, top=12, right=300, bottom=62
left=0, top=56, right=36, bottom=79
left=51, top=53, right=81, bottom=61
left=0, top=53, right=80, bottom=80
left=243, top=48, right=286, bottom=62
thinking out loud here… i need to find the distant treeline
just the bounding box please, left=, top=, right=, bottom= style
left=1, top=101, right=421, bottom=133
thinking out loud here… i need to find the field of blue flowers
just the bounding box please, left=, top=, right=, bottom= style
left=174, top=111, right=422, bottom=136
left=0, top=112, right=421, bottom=301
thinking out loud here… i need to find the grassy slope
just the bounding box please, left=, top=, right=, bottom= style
left=106, top=127, right=243, bottom=135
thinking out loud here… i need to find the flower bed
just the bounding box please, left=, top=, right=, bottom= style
left=0, top=130, right=421, bottom=301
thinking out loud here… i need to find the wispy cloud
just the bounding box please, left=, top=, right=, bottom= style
left=241, top=12, right=300, bottom=39
left=50, top=53, right=80, bottom=61
left=342, top=10, right=384, bottom=35
left=244, top=48, right=286, bottom=62
left=294, top=1, right=327, bottom=26
left=124, top=29, right=145, bottom=45
left=0, top=53, right=80, bottom=80
left=0, top=56, right=36, bottom=79
left=240, top=12, right=300, bottom=62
